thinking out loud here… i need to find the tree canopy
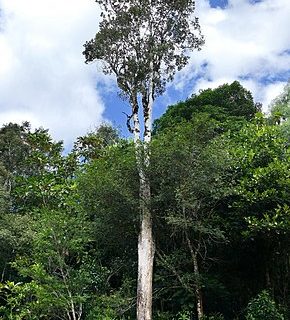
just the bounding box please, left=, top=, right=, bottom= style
left=83, top=0, right=204, bottom=100
left=0, top=83, right=290, bottom=319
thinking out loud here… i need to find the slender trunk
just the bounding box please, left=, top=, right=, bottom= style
left=192, top=252, right=204, bottom=320
left=134, top=68, right=155, bottom=320
left=69, top=294, right=78, bottom=320
left=1, top=263, right=6, bottom=282
left=186, top=233, right=204, bottom=320
left=137, top=182, right=154, bottom=320
left=52, top=231, right=80, bottom=320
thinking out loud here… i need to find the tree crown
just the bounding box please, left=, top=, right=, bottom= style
left=83, top=0, right=204, bottom=100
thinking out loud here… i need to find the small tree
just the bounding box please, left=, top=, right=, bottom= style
left=0, top=209, right=103, bottom=320
left=83, top=1, right=204, bottom=319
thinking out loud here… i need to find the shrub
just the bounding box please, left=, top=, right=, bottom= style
left=245, top=290, right=284, bottom=320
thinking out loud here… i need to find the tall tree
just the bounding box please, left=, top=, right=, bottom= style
left=83, top=1, right=204, bottom=319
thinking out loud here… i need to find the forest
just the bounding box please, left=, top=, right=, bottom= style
left=1, top=0, right=290, bottom=319
left=0, top=81, right=290, bottom=319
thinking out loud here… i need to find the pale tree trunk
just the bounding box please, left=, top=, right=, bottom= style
left=137, top=183, right=154, bottom=320
left=193, top=252, right=204, bottom=320
left=186, top=232, right=204, bottom=320
left=53, top=237, right=82, bottom=320
left=134, top=67, right=155, bottom=320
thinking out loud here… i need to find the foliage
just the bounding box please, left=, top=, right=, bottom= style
left=0, top=123, right=77, bottom=213
left=0, top=209, right=105, bottom=320
left=0, top=122, right=30, bottom=179
left=12, top=127, right=77, bottom=212
left=0, top=214, right=34, bottom=282
left=269, top=81, right=290, bottom=142
left=84, top=2, right=204, bottom=318
left=86, top=293, right=132, bottom=320
left=227, top=115, right=290, bottom=234
left=153, top=81, right=259, bottom=134
left=175, top=310, right=192, bottom=320
left=77, top=141, right=139, bottom=253
left=1, top=82, right=290, bottom=318
left=0, top=281, right=39, bottom=320
left=245, top=291, right=284, bottom=320
left=83, top=0, right=204, bottom=99
left=219, top=115, right=290, bottom=314
left=73, top=123, right=120, bottom=163
left=150, top=119, right=230, bottom=319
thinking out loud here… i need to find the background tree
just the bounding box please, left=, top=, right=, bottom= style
left=2, top=82, right=290, bottom=318
left=0, top=123, right=76, bottom=286
left=216, top=115, right=290, bottom=316
left=151, top=123, right=228, bottom=319
left=270, top=81, right=290, bottom=121
left=83, top=1, right=204, bottom=319
left=148, top=85, right=264, bottom=318
left=153, top=81, right=260, bottom=135
left=77, top=141, right=139, bottom=318
left=269, top=81, right=290, bottom=142
left=73, top=123, right=119, bottom=163
left=0, top=209, right=104, bottom=320
left=0, top=122, right=31, bottom=193
left=12, top=127, right=77, bottom=213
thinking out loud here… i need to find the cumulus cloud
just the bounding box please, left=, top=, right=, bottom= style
left=0, top=0, right=105, bottom=146
left=0, top=0, right=289, bottom=146
left=174, top=0, right=290, bottom=111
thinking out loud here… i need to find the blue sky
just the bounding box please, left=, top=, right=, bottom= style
left=0, top=0, right=289, bottom=147
left=210, top=0, right=228, bottom=9
left=102, top=0, right=290, bottom=136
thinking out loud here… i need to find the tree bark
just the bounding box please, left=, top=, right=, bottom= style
left=134, top=69, right=155, bottom=320
left=137, top=184, right=154, bottom=320
left=186, top=233, right=204, bottom=320
left=192, top=252, right=204, bottom=320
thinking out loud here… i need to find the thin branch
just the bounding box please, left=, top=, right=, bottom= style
left=122, top=112, right=134, bottom=133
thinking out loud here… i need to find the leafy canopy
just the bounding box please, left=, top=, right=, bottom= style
left=153, top=81, right=260, bottom=134
left=83, top=0, right=204, bottom=99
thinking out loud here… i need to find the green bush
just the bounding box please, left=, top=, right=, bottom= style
left=245, top=290, right=284, bottom=320
left=176, top=310, right=192, bottom=320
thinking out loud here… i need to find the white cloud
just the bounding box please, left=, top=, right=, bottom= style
left=259, top=82, right=287, bottom=111
left=175, top=0, right=290, bottom=111
left=0, top=0, right=105, bottom=147
left=1, top=0, right=290, bottom=146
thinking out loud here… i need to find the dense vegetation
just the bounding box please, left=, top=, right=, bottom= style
left=0, top=82, right=289, bottom=319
